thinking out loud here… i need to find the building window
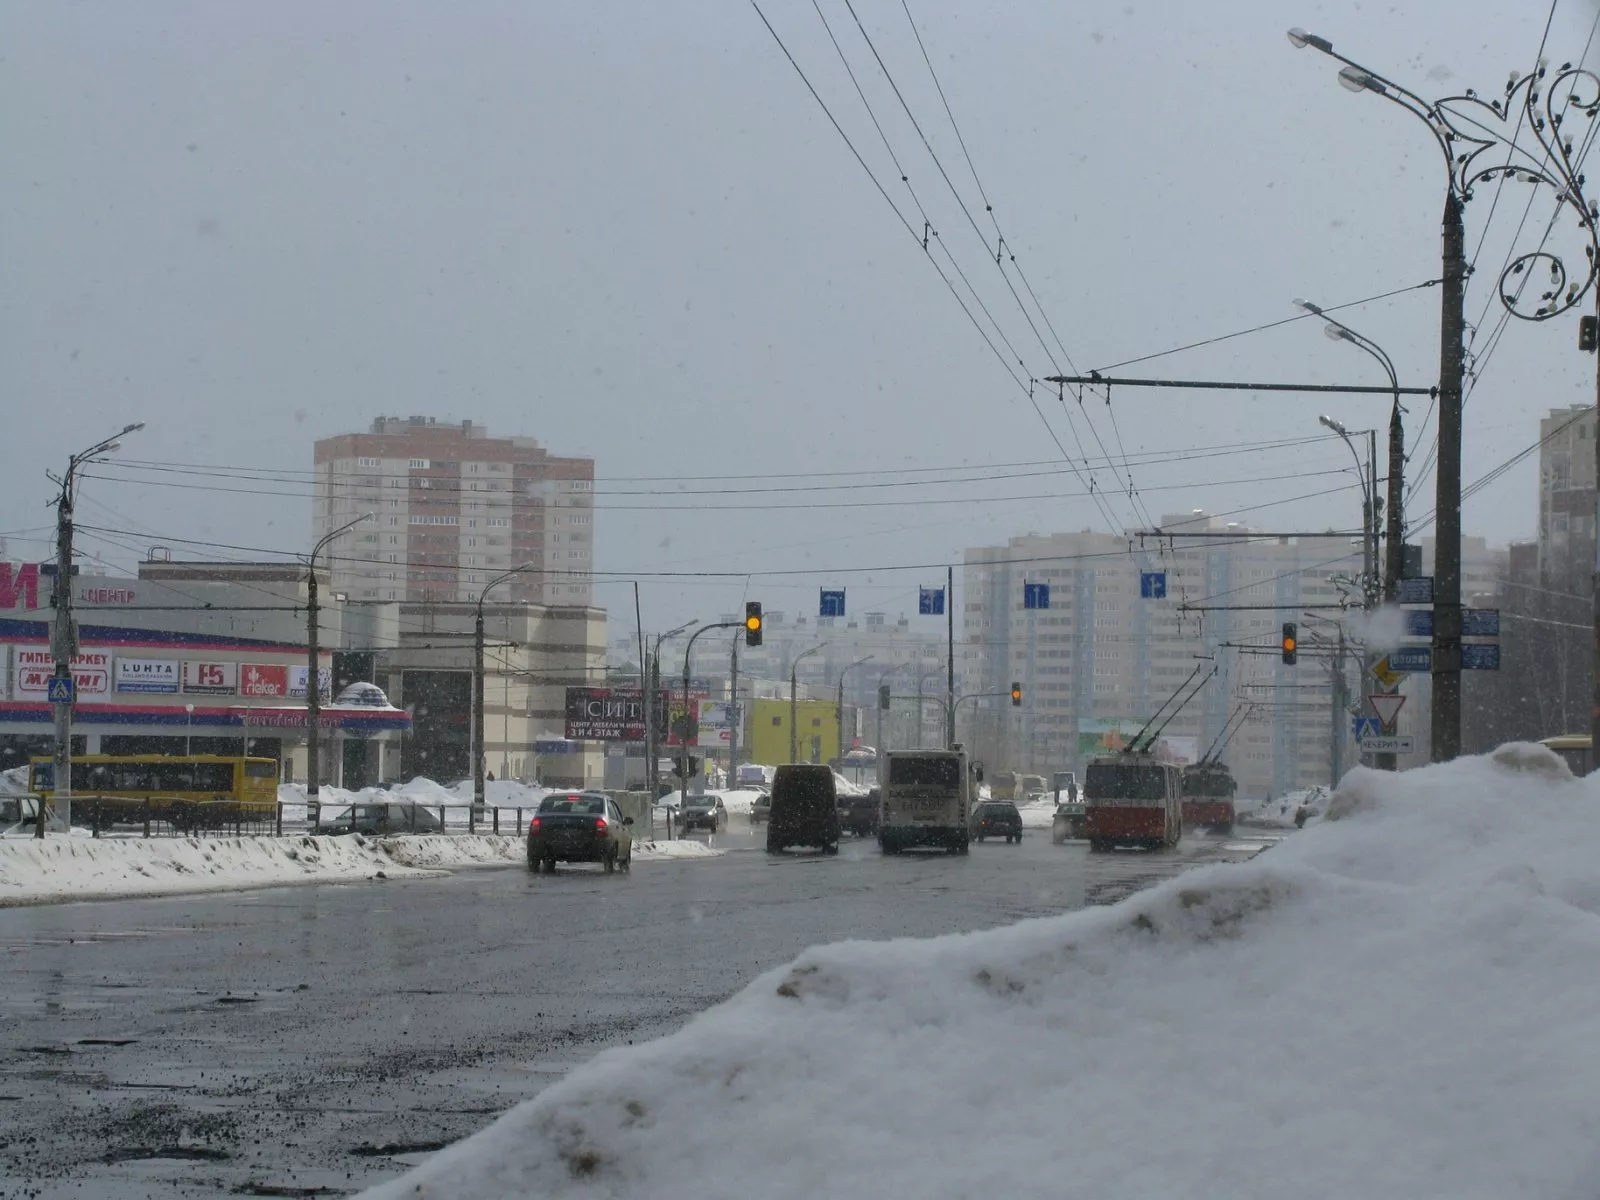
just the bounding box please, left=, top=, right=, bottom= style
left=409, top=458, right=429, bottom=469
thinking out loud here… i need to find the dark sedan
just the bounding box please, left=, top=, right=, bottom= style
left=971, top=801, right=1024, bottom=844
left=527, top=792, right=634, bottom=874
left=839, top=788, right=880, bottom=837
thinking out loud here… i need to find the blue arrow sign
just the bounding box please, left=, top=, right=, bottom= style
left=820, top=589, right=846, bottom=618
left=1388, top=647, right=1432, bottom=673
left=46, top=676, right=75, bottom=705
left=1139, top=571, right=1167, bottom=599
left=918, top=586, right=945, bottom=616
left=1462, top=643, right=1501, bottom=670
left=1023, top=582, right=1050, bottom=610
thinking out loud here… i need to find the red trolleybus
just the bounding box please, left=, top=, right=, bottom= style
left=1083, top=754, right=1182, bottom=852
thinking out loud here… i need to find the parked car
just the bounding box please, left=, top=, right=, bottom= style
left=971, top=800, right=1024, bottom=844
left=679, top=793, right=727, bottom=833
left=767, top=764, right=839, bottom=854
left=839, top=787, right=880, bottom=837
left=323, top=801, right=444, bottom=836
left=1052, top=797, right=1087, bottom=843
left=527, top=791, right=633, bottom=873
left=749, top=792, right=772, bottom=823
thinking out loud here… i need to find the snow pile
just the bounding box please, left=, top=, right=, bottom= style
left=715, top=788, right=765, bottom=816
left=831, top=770, right=868, bottom=797
left=0, top=827, right=723, bottom=906
left=364, top=744, right=1600, bottom=1200
left=1238, top=785, right=1330, bottom=829
left=0, top=765, right=29, bottom=795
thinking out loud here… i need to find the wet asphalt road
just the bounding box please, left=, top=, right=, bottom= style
left=0, top=823, right=1275, bottom=1198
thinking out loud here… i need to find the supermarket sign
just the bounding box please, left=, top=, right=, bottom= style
left=13, top=649, right=111, bottom=698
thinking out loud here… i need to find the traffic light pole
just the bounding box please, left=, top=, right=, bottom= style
left=681, top=622, right=741, bottom=792
left=727, top=630, right=740, bottom=790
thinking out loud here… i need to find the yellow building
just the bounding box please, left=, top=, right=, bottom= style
left=747, top=698, right=841, bottom=766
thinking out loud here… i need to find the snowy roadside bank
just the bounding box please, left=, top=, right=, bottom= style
left=364, top=743, right=1600, bottom=1200
left=0, top=832, right=722, bottom=908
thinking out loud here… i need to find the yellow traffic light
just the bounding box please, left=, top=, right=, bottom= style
left=1281, top=622, right=1298, bottom=666
left=1010, top=682, right=1023, bottom=707
left=745, top=601, right=763, bottom=647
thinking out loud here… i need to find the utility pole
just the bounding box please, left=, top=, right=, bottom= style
left=1329, top=629, right=1347, bottom=786
left=1433, top=193, right=1466, bottom=763
left=473, top=563, right=534, bottom=829
left=945, top=565, right=955, bottom=748
left=43, top=424, right=143, bottom=836
left=1594, top=290, right=1600, bottom=761
left=727, top=630, right=740, bottom=789
left=48, top=481, right=75, bottom=838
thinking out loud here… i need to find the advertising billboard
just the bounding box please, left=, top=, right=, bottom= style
left=288, top=665, right=332, bottom=700
left=14, top=649, right=111, bottom=698
left=115, top=658, right=179, bottom=694
left=1076, top=718, right=1197, bottom=764
left=240, top=664, right=290, bottom=697
left=565, top=688, right=652, bottom=741
left=182, top=661, right=239, bottom=695
left=696, top=701, right=734, bottom=747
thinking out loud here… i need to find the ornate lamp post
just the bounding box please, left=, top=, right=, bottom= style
left=1289, top=29, right=1600, bottom=761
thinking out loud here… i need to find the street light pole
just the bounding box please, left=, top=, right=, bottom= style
left=1319, top=414, right=1383, bottom=768
left=835, top=655, right=874, bottom=769
left=473, top=562, right=536, bottom=830
left=43, top=423, right=143, bottom=837
left=790, top=643, right=827, bottom=762
left=1288, top=31, right=1600, bottom=764
left=646, top=620, right=697, bottom=801
left=306, top=512, right=371, bottom=816
left=875, top=663, right=909, bottom=762
left=1297, top=299, right=1405, bottom=601
left=680, top=621, right=742, bottom=792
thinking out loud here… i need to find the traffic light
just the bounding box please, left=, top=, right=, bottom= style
left=672, top=755, right=701, bottom=778
left=1010, top=681, right=1023, bottom=707
left=1581, top=314, right=1598, bottom=352
left=1281, top=622, right=1298, bottom=666
left=744, top=601, right=763, bottom=647
left=878, top=684, right=891, bottom=710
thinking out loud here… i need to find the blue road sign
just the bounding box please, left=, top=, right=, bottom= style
left=820, top=589, right=846, bottom=618
left=1397, top=576, right=1434, bottom=605
left=918, top=586, right=945, bottom=616
left=1462, top=643, right=1501, bottom=670
left=1139, top=571, right=1168, bottom=599
left=1388, top=646, right=1432, bottom=673
left=1463, top=609, right=1500, bottom=637
left=1403, top=609, right=1433, bottom=638
left=1352, top=716, right=1381, bottom=739
left=1023, top=582, right=1050, bottom=610
left=46, top=676, right=75, bottom=705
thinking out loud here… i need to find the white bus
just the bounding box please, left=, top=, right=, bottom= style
left=879, top=748, right=976, bottom=856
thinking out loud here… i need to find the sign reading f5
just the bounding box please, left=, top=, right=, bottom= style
left=0, top=562, right=40, bottom=610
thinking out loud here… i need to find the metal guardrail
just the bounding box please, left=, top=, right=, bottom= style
left=6, top=789, right=686, bottom=842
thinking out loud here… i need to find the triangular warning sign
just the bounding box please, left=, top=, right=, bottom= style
left=1369, top=692, right=1406, bottom=730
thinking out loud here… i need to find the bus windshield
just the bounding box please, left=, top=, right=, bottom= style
left=887, top=757, right=960, bottom=788
left=1085, top=763, right=1169, bottom=801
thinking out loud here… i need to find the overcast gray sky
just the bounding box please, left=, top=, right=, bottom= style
left=3, top=0, right=1595, bottom=631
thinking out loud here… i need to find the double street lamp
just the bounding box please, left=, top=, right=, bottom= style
left=835, top=655, right=874, bottom=769
left=646, top=620, right=697, bottom=799
left=1298, top=299, right=1405, bottom=601
left=1289, top=28, right=1600, bottom=762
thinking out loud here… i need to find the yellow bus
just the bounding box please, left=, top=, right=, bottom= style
left=28, top=754, right=279, bottom=830
left=1539, top=735, right=1592, bottom=777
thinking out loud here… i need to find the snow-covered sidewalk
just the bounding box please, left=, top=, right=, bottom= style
left=362, top=743, right=1600, bottom=1200
left=0, top=831, right=721, bottom=907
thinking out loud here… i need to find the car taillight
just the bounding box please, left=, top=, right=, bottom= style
left=594, top=817, right=608, bottom=832
left=530, top=816, right=541, bottom=831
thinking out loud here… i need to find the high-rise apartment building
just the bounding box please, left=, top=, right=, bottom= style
left=962, top=515, right=1365, bottom=799
left=313, top=417, right=594, bottom=606
left=1537, top=403, right=1596, bottom=591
